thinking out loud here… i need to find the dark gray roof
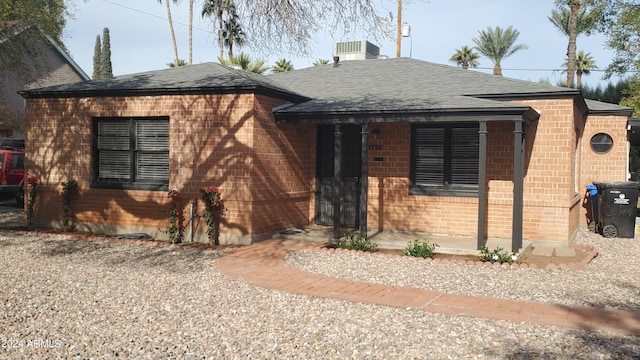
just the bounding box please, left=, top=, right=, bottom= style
left=20, top=57, right=631, bottom=122
left=584, top=98, right=633, bottom=116
left=268, top=58, right=580, bottom=117
left=20, top=62, right=308, bottom=102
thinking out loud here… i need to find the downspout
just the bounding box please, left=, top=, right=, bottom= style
left=189, top=199, right=195, bottom=243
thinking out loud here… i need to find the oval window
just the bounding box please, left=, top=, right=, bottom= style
left=590, top=133, right=613, bottom=154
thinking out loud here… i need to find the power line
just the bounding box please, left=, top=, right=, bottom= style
left=475, top=66, right=633, bottom=73
left=101, top=0, right=211, bottom=33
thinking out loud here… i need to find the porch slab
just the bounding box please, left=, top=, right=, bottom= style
left=531, top=246, right=555, bottom=257
left=554, top=247, right=577, bottom=257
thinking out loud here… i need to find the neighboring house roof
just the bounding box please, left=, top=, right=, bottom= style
left=41, top=33, right=90, bottom=81
left=20, top=62, right=309, bottom=103
left=0, top=25, right=89, bottom=81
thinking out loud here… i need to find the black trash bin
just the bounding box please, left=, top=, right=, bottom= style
left=595, top=182, right=639, bottom=238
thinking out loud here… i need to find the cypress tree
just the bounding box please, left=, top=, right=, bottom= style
left=92, top=35, right=102, bottom=79
left=100, top=27, right=113, bottom=78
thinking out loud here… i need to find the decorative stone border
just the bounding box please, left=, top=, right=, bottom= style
left=304, top=243, right=599, bottom=270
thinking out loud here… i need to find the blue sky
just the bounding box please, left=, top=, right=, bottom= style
left=63, top=0, right=624, bottom=87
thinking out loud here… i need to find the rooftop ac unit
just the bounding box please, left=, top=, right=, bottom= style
left=332, top=40, right=380, bottom=61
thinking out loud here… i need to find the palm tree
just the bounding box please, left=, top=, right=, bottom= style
left=202, top=0, right=235, bottom=59
left=157, top=0, right=180, bottom=68
left=549, top=2, right=597, bottom=88
left=222, top=7, right=245, bottom=58
left=449, top=46, right=480, bottom=69
left=218, top=52, right=269, bottom=74
left=272, top=58, right=294, bottom=73
left=472, top=26, right=528, bottom=76
left=188, top=0, right=193, bottom=65
left=563, top=50, right=597, bottom=88
left=566, top=0, right=581, bottom=88
left=168, top=59, right=188, bottom=67
left=547, top=6, right=594, bottom=37
left=313, top=59, right=330, bottom=66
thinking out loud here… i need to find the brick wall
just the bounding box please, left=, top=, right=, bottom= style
left=367, top=123, right=479, bottom=237
left=579, top=113, right=630, bottom=228
left=26, top=91, right=629, bottom=246
left=25, top=93, right=315, bottom=244
left=365, top=97, right=594, bottom=244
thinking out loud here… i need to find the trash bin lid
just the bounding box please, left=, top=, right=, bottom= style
left=586, top=183, right=598, bottom=195
left=595, top=181, right=639, bottom=190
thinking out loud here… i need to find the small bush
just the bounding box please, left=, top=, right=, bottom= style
left=337, top=232, right=378, bottom=252
left=403, top=239, right=439, bottom=258
left=478, top=246, right=518, bottom=264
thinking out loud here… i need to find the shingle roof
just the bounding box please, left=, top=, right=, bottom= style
left=21, top=57, right=631, bottom=119
left=20, top=62, right=308, bottom=102
left=585, top=99, right=633, bottom=116
left=268, top=58, right=578, bottom=115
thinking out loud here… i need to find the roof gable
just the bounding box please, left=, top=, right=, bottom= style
left=1, top=25, right=89, bottom=81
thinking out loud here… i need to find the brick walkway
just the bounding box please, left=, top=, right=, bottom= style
left=214, top=238, right=640, bottom=336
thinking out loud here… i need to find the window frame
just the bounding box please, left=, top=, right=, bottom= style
left=409, top=123, right=479, bottom=197
left=590, top=132, right=613, bottom=154
left=91, top=116, right=169, bottom=191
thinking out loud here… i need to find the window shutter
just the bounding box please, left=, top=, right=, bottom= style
left=415, top=128, right=444, bottom=185
left=136, top=120, right=169, bottom=182
left=137, top=153, right=169, bottom=180
left=99, top=151, right=131, bottom=179
left=136, top=121, right=169, bottom=151
left=98, top=122, right=130, bottom=150
left=98, top=122, right=131, bottom=179
left=451, top=127, right=478, bottom=185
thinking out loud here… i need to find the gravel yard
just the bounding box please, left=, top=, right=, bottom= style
left=287, top=229, right=640, bottom=311
left=1, top=208, right=639, bottom=359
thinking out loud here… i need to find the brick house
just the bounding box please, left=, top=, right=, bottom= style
left=1, top=26, right=89, bottom=137
left=20, top=59, right=632, bottom=250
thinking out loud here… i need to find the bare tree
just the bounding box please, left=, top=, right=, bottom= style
left=229, top=0, right=393, bottom=55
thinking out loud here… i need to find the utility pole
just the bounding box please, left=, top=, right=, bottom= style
left=396, top=0, right=402, bottom=58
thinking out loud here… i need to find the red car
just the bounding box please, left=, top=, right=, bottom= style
left=0, top=149, right=25, bottom=206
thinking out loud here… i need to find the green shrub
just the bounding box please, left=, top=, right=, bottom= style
left=337, top=232, right=378, bottom=252
left=478, top=246, right=518, bottom=264
left=403, top=239, right=439, bottom=258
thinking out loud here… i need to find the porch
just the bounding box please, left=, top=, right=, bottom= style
left=274, top=225, right=534, bottom=256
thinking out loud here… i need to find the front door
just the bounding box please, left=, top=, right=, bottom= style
left=316, top=125, right=361, bottom=227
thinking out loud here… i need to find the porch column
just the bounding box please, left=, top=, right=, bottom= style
left=360, top=123, right=369, bottom=235
left=333, top=124, right=342, bottom=239
left=477, top=121, right=488, bottom=249
left=512, top=120, right=525, bottom=252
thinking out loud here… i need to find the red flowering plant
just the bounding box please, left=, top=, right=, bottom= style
left=167, top=189, right=185, bottom=244
left=26, top=175, right=39, bottom=228
left=200, top=186, right=225, bottom=245
left=60, top=179, right=79, bottom=232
